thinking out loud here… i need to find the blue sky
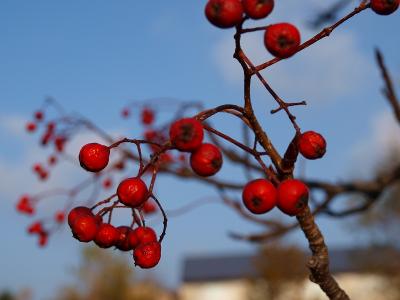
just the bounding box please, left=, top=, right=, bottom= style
left=0, top=1, right=399, bottom=299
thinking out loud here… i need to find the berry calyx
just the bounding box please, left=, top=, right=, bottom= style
left=94, top=223, right=118, bottom=248
left=277, top=179, right=309, bottom=216
left=298, top=131, right=327, bottom=160
left=205, top=0, right=244, bottom=29
left=133, top=241, right=161, bottom=269
left=169, top=118, right=204, bottom=152
left=70, top=214, right=99, bottom=242
left=117, top=177, right=149, bottom=208
left=115, top=226, right=133, bottom=251
left=264, top=23, right=301, bottom=59
left=190, top=143, right=223, bottom=177
left=128, top=226, right=158, bottom=249
left=242, top=179, right=277, bottom=214
left=79, top=143, right=110, bottom=172
left=242, top=0, right=274, bottom=20
left=371, top=0, right=399, bottom=15
left=67, top=206, right=93, bottom=227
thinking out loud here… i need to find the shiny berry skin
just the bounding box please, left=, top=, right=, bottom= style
left=128, top=227, right=158, bottom=249
left=277, top=179, right=309, bottom=216
left=242, top=0, right=274, bottom=20
left=242, top=179, right=277, bottom=214
left=205, top=0, right=244, bottom=29
left=117, top=177, right=149, bottom=208
left=264, top=23, right=301, bottom=59
left=67, top=206, right=93, bottom=227
left=70, top=214, right=99, bottom=242
left=94, top=223, right=118, bottom=248
left=371, top=0, right=399, bottom=15
left=26, top=122, right=37, bottom=133
left=169, top=118, right=204, bottom=152
left=79, top=143, right=110, bottom=172
left=190, top=143, right=223, bottom=177
left=133, top=241, right=161, bottom=269
left=298, top=131, right=326, bottom=160
left=115, top=226, right=133, bottom=251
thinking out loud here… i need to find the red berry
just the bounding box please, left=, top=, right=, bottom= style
left=94, top=223, right=118, bottom=248
left=79, top=143, right=110, bottom=172
left=48, top=155, right=57, bottom=166
left=38, top=232, right=48, bottom=247
left=190, top=143, right=223, bottom=177
left=115, top=226, right=133, bottom=251
left=205, top=0, right=244, bottom=28
left=102, top=178, right=112, bottom=189
left=264, top=23, right=301, bottom=59
left=16, top=195, right=35, bottom=215
left=34, top=111, right=44, bottom=121
left=27, top=221, right=43, bottom=234
left=133, top=241, right=161, bottom=269
left=298, top=131, right=326, bottom=160
left=141, top=108, right=155, bottom=125
left=242, top=0, right=274, bottom=20
left=117, top=177, right=149, bottom=208
left=26, top=122, right=37, bottom=133
left=277, top=179, right=309, bottom=216
left=142, top=200, right=157, bottom=214
left=169, top=118, right=204, bottom=152
left=242, top=179, right=277, bottom=214
left=67, top=206, right=93, bottom=227
left=54, top=136, right=67, bottom=152
left=128, top=227, right=157, bottom=249
left=371, top=0, right=399, bottom=15
left=70, top=214, right=99, bottom=242
left=121, top=108, right=130, bottom=118
left=54, top=211, right=65, bottom=223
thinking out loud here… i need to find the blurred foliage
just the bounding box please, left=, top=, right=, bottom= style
left=54, top=246, right=173, bottom=300
left=0, top=291, right=15, bottom=300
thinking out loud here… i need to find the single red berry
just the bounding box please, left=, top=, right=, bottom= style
left=371, top=0, right=399, bottom=15
left=115, top=226, right=133, bottom=251
left=54, top=211, right=65, bottom=223
left=121, top=108, right=130, bottom=118
left=48, top=155, right=57, bottom=166
left=277, top=179, right=309, bottom=216
left=27, top=221, right=43, bottom=234
left=38, top=232, right=48, bottom=247
left=94, top=223, right=118, bottom=248
left=128, top=226, right=158, bottom=249
left=242, top=0, right=274, bottom=20
left=133, top=241, right=161, bottom=269
left=67, top=206, right=93, bottom=227
left=264, top=23, right=301, bottom=59
left=242, top=179, right=277, bottom=214
left=34, top=111, right=44, bottom=121
left=26, top=122, right=37, bottom=133
left=70, top=214, right=99, bottom=242
left=102, top=178, right=112, bottom=189
left=141, top=108, right=155, bottom=125
left=38, top=170, right=49, bottom=181
left=205, top=0, right=244, bottom=28
left=46, top=122, right=55, bottom=131
left=298, top=131, right=327, bottom=160
left=117, top=177, right=149, bottom=208
left=169, top=118, right=204, bottom=152
left=142, top=200, right=157, bottom=214
left=54, top=136, right=67, bottom=152
left=79, top=143, right=110, bottom=172
left=190, top=143, right=223, bottom=177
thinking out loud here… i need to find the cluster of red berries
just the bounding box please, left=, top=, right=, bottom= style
left=27, top=221, right=48, bottom=247
left=242, top=131, right=326, bottom=216
left=205, top=0, right=398, bottom=59
left=67, top=206, right=161, bottom=268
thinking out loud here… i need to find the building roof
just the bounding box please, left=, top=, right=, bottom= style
left=182, top=247, right=400, bottom=283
